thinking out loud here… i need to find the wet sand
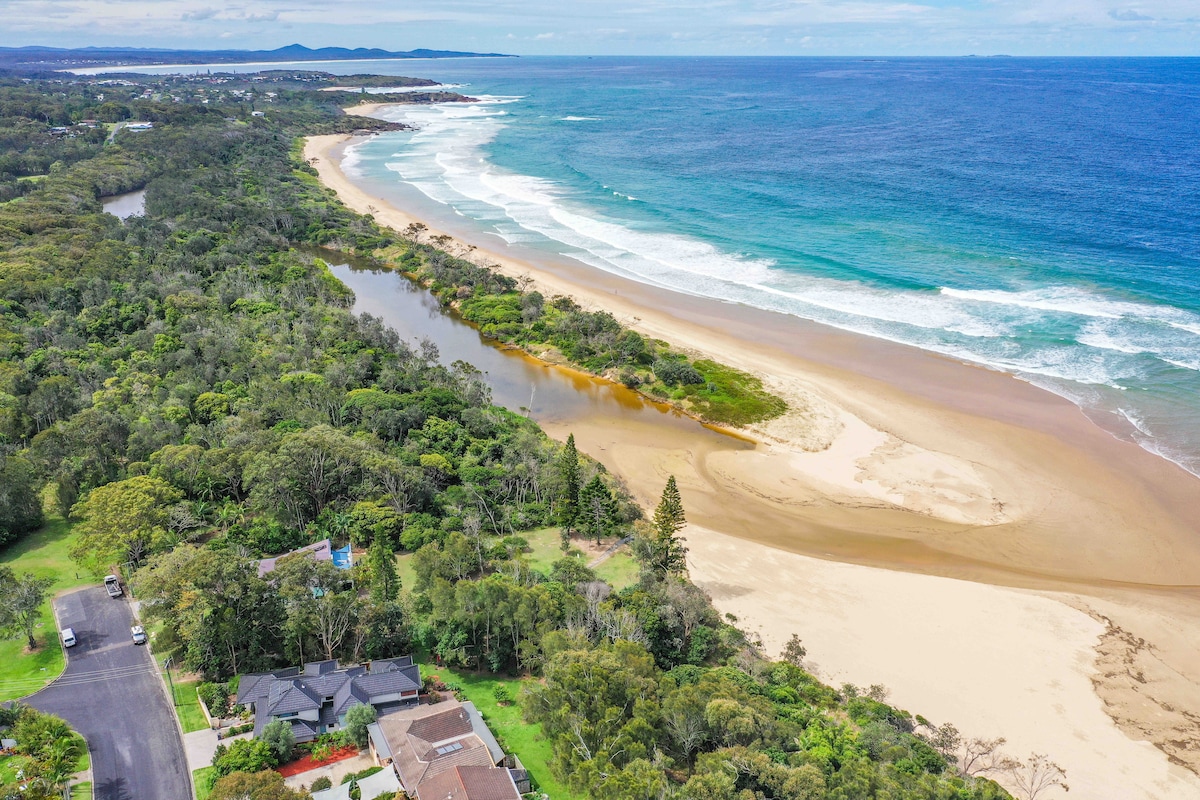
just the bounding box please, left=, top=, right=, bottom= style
left=306, top=131, right=1200, bottom=798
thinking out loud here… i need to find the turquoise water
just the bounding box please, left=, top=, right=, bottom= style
left=120, top=57, right=1200, bottom=475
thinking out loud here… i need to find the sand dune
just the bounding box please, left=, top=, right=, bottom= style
left=304, top=130, right=1200, bottom=799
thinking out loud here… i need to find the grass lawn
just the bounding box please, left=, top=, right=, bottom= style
left=422, top=661, right=584, bottom=800
left=394, top=551, right=417, bottom=593
left=70, top=781, right=92, bottom=799
left=0, top=515, right=96, bottom=701
left=397, top=527, right=638, bottom=594
left=593, top=547, right=639, bottom=591
left=520, top=526, right=569, bottom=573
left=0, top=754, right=17, bottom=784
left=166, top=677, right=208, bottom=733
left=193, top=766, right=216, bottom=800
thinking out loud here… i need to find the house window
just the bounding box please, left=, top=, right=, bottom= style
left=434, top=742, right=464, bottom=756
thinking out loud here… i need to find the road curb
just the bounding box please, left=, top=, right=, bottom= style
left=11, top=589, right=77, bottom=702
left=148, top=641, right=197, bottom=800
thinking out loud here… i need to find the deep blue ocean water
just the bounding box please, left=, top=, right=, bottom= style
left=116, top=57, right=1200, bottom=475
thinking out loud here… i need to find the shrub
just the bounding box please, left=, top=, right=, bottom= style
left=342, top=703, right=378, bottom=748
left=341, top=766, right=383, bottom=784
left=212, top=738, right=277, bottom=777
left=311, top=777, right=333, bottom=791
left=492, top=684, right=513, bottom=705
left=262, top=718, right=296, bottom=763
left=198, top=682, right=230, bottom=717
left=652, top=358, right=703, bottom=387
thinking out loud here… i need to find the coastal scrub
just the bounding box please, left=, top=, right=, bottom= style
left=391, top=240, right=788, bottom=427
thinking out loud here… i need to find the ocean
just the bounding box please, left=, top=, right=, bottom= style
left=117, top=57, right=1200, bottom=476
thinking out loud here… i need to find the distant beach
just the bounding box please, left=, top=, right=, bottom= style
left=306, top=127, right=1200, bottom=800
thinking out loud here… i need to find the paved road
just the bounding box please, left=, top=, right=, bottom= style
left=28, top=586, right=192, bottom=800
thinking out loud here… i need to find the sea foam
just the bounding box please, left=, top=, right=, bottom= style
left=350, top=88, right=1200, bottom=478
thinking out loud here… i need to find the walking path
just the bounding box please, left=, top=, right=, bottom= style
left=588, top=535, right=632, bottom=568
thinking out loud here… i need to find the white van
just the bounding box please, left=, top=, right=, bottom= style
left=61, top=628, right=77, bottom=648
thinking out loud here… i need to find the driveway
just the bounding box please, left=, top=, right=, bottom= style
left=28, top=586, right=192, bottom=800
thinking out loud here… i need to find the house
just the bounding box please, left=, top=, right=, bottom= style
left=235, top=657, right=420, bottom=743
left=255, top=538, right=352, bottom=578
left=368, top=699, right=524, bottom=800
left=417, top=765, right=522, bottom=800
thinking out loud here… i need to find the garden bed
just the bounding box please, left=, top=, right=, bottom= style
left=276, top=745, right=360, bottom=777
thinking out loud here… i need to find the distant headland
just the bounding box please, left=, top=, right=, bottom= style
left=0, top=43, right=515, bottom=70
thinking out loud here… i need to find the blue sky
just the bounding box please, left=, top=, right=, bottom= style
left=1, top=0, right=1196, bottom=55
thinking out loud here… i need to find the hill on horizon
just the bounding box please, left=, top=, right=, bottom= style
left=0, top=43, right=514, bottom=69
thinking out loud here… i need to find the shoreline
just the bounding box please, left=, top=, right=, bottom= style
left=305, top=130, right=1200, bottom=798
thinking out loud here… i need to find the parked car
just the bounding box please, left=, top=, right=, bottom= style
left=61, top=628, right=77, bottom=648
left=130, top=625, right=147, bottom=645
left=104, top=574, right=123, bottom=598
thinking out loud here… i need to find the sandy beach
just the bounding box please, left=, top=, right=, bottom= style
left=306, top=130, right=1200, bottom=798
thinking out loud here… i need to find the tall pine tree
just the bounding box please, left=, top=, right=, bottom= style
left=556, top=433, right=581, bottom=550
left=578, top=475, right=617, bottom=546
left=367, top=531, right=399, bottom=603
left=649, top=475, right=688, bottom=576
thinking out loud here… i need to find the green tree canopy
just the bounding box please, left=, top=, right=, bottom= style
left=260, top=718, right=296, bottom=764
left=70, top=475, right=183, bottom=572
left=639, top=475, right=688, bottom=577
left=342, top=702, right=378, bottom=748
left=209, top=769, right=312, bottom=800
left=555, top=433, right=581, bottom=543
left=578, top=475, right=618, bottom=545
left=0, top=567, right=55, bottom=650
left=0, top=453, right=43, bottom=546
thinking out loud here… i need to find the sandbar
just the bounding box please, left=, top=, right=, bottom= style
left=305, top=129, right=1200, bottom=799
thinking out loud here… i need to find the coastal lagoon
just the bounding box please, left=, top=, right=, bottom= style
left=106, top=57, right=1200, bottom=476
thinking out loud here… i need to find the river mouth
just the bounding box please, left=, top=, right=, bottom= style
left=320, top=248, right=1200, bottom=593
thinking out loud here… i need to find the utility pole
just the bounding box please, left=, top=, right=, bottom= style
left=163, top=657, right=177, bottom=707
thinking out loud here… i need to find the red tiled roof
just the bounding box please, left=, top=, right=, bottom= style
left=415, top=765, right=520, bottom=800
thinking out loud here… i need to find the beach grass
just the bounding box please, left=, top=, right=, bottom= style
left=0, top=514, right=94, bottom=701
left=421, top=662, right=584, bottom=800
left=683, top=359, right=789, bottom=426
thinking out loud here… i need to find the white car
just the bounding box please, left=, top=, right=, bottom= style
left=131, top=625, right=147, bottom=645
left=61, top=628, right=77, bottom=648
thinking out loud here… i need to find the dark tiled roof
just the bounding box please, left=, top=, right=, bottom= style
left=236, top=667, right=301, bottom=705
left=304, top=671, right=351, bottom=699
left=303, top=659, right=340, bottom=676
left=407, top=707, right=472, bottom=746
left=242, top=657, right=420, bottom=739
left=333, top=681, right=372, bottom=719
left=289, top=718, right=320, bottom=744
left=415, top=766, right=520, bottom=800
left=256, top=538, right=332, bottom=578
left=266, top=680, right=322, bottom=716
left=372, top=655, right=414, bottom=669
left=353, top=669, right=420, bottom=698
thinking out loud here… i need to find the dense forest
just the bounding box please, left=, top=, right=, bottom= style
left=0, top=71, right=1031, bottom=800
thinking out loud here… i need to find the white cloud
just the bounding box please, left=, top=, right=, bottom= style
left=0, top=0, right=1195, bottom=54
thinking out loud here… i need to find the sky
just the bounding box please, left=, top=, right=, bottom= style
left=0, top=0, right=1197, bottom=56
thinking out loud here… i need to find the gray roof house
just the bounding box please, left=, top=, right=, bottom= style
left=236, top=657, right=421, bottom=743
